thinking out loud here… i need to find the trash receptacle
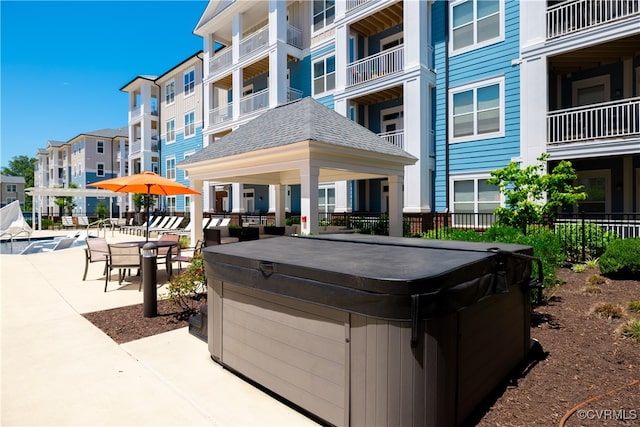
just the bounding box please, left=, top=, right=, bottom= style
left=203, top=234, right=536, bottom=427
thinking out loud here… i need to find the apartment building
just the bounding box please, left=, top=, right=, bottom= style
left=0, top=175, right=26, bottom=208
left=520, top=0, right=640, bottom=214
left=33, top=128, right=128, bottom=216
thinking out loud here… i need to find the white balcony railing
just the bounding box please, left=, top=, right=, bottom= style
left=346, top=0, right=372, bottom=12
left=287, top=87, right=304, bottom=102
left=547, top=97, right=640, bottom=144
left=131, top=140, right=142, bottom=154
left=378, top=129, right=405, bottom=149
left=131, top=105, right=141, bottom=119
left=287, top=24, right=303, bottom=49
left=547, top=0, right=640, bottom=38
left=347, top=45, right=404, bottom=87
left=210, top=103, right=233, bottom=125
left=240, top=25, right=269, bottom=58
left=209, top=45, right=232, bottom=74
left=240, top=88, right=269, bottom=115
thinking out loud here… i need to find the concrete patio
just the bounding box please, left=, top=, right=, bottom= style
left=1, top=229, right=319, bottom=426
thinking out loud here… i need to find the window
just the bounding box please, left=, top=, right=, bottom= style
left=313, top=0, right=335, bottom=32
left=184, top=69, right=195, bottom=96
left=166, top=196, right=176, bottom=214
left=318, top=185, right=336, bottom=215
left=183, top=151, right=195, bottom=179
left=313, top=56, right=335, bottom=95
left=166, top=157, right=176, bottom=180
left=184, top=195, right=191, bottom=213
left=184, top=111, right=195, bottom=137
left=6, top=184, right=17, bottom=193
left=451, top=176, right=500, bottom=227
left=165, top=80, right=175, bottom=104
left=97, top=141, right=104, bottom=154
left=450, top=77, right=503, bottom=142
left=451, top=0, right=502, bottom=53
left=575, top=170, right=610, bottom=213
left=97, top=163, right=105, bottom=177
left=6, top=197, right=16, bottom=204
left=243, top=189, right=255, bottom=213
left=166, top=119, right=175, bottom=143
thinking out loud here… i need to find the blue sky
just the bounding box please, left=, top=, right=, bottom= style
left=1, top=0, right=208, bottom=169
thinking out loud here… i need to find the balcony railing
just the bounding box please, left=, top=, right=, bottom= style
left=547, top=0, right=640, bottom=38
left=346, top=45, right=404, bottom=87
left=547, top=97, right=640, bottom=144
left=209, top=45, right=232, bottom=74
left=131, top=141, right=141, bottom=154
left=287, top=87, right=304, bottom=102
left=210, top=103, right=233, bottom=125
left=240, top=88, right=269, bottom=115
left=346, top=0, right=372, bottom=12
left=287, top=24, right=303, bottom=49
left=240, top=25, right=269, bottom=58
left=377, top=129, right=404, bottom=149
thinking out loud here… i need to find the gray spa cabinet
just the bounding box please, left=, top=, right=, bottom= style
left=202, top=234, right=536, bottom=427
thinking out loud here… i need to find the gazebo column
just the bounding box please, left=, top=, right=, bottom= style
left=388, top=174, right=403, bottom=237
left=231, top=183, right=244, bottom=213
left=274, top=184, right=286, bottom=227
left=190, top=179, right=204, bottom=245
left=300, top=164, right=319, bottom=235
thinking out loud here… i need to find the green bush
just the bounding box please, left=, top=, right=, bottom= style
left=555, top=222, right=619, bottom=262
left=599, top=238, right=640, bottom=279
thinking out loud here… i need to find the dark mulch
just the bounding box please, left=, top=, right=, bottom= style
left=83, top=268, right=639, bottom=425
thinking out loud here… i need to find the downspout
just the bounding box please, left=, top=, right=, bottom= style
left=444, top=1, right=450, bottom=211
left=153, top=80, right=162, bottom=212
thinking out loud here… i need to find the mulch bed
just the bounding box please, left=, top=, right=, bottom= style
left=83, top=268, right=639, bottom=425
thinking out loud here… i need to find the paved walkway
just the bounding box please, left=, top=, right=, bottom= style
left=1, top=230, right=319, bottom=426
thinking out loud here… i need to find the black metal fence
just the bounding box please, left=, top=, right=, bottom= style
left=322, top=211, right=640, bottom=262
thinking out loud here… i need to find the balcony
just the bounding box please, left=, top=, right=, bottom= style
left=287, top=87, right=303, bottom=102
left=210, top=103, right=233, bottom=125
left=209, top=45, right=232, bottom=74
left=547, top=97, right=640, bottom=144
left=377, top=129, right=404, bottom=149
left=240, top=88, right=269, bottom=115
left=547, top=0, right=640, bottom=38
left=346, top=45, right=404, bottom=87
left=287, top=24, right=303, bottom=49
left=131, top=140, right=142, bottom=154
left=346, top=0, right=372, bottom=13
left=240, top=25, right=269, bottom=58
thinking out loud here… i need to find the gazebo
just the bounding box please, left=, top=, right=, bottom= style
left=179, top=97, right=417, bottom=242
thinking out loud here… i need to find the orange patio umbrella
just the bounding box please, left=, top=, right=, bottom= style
left=89, top=171, right=200, bottom=241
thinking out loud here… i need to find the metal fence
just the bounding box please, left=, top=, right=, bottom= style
left=322, top=211, right=640, bottom=262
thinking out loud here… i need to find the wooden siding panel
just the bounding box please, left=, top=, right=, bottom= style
left=221, top=283, right=347, bottom=427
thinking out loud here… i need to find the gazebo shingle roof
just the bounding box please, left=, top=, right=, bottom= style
left=181, top=97, right=416, bottom=165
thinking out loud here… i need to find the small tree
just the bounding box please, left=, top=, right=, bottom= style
left=95, top=200, right=108, bottom=219
left=54, top=183, right=78, bottom=216
left=487, top=153, right=586, bottom=233
left=132, top=193, right=155, bottom=212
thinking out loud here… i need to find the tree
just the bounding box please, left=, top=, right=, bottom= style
left=95, top=200, right=108, bottom=219
left=54, top=183, right=78, bottom=216
left=487, top=153, right=586, bottom=232
left=132, top=193, right=156, bottom=212
left=1, top=155, right=36, bottom=211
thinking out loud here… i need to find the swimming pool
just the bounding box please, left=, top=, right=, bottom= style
left=0, top=237, right=86, bottom=255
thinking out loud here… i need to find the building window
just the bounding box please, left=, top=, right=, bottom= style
left=575, top=170, right=610, bottom=213
left=183, top=151, right=194, bottom=179
left=97, top=163, right=105, bottom=177
left=6, top=184, right=17, bottom=193
left=450, top=77, right=503, bottom=142
left=166, top=119, right=175, bottom=143
left=313, top=56, right=335, bottom=95
left=451, top=0, right=502, bottom=54
left=166, top=196, right=176, bottom=214
left=318, top=185, right=336, bottom=218
left=184, top=69, right=195, bottom=96
left=184, top=111, right=195, bottom=137
left=313, top=0, right=335, bottom=32
left=6, top=197, right=16, bottom=204
left=97, top=140, right=104, bottom=154
left=184, top=195, right=191, bottom=214
left=452, top=178, right=499, bottom=213
left=166, top=80, right=175, bottom=104
left=166, top=157, right=176, bottom=180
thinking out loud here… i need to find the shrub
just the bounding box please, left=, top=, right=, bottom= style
left=599, top=238, right=640, bottom=279
left=586, top=274, right=606, bottom=286
left=591, top=303, right=624, bottom=319
left=571, top=264, right=587, bottom=273
left=164, top=253, right=206, bottom=319
left=555, top=222, right=619, bottom=262
left=583, top=285, right=602, bottom=295
left=619, top=319, right=640, bottom=341
left=585, top=257, right=599, bottom=270
left=627, top=300, right=640, bottom=314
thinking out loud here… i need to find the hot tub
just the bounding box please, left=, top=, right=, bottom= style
left=203, top=235, right=536, bottom=426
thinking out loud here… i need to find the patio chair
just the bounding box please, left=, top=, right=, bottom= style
left=219, top=218, right=231, bottom=227
left=155, top=233, right=180, bottom=279
left=61, top=216, right=75, bottom=229
left=172, top=239, right=203, bottom=272
left=77, top=216, right=90, bottom=228
left=105, top=243, right=141, bottom=292
left=83, top=237, right=109, bottom=280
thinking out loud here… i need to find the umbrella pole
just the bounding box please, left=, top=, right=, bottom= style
left=145, top=185, right=151, bottom=242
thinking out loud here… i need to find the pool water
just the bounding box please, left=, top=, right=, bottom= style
left=0, top=237, right=86, bottom=255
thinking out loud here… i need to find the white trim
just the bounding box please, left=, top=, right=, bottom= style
left=448, top=172, right=502, bottom=213
left=184, top=110, right=196, bottom=138
left=166, top=118, right=176, bottom=144
left=96, top=162, right=105, bottom=177
left=311, top=0, right=335, bottom=36
left=449, top=75, right=505, bottom=143
left=165, top=79, right=176, bottom=105
left=96, top=140, right=105, bottom=154
left=449, top=0, right=505, bottom=56
left=183, top=151, right=195, bottom=180
left=312, top=54, right=336, bottom=97
left=636, top=168, right=640, bottom=212
left=183, top=67, right=196, bottom=97
left=380, top=33, right=403, bottom=51
left=166, top=156, right=177, bottom=181
left=380, top=105, right=404, bottom=133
